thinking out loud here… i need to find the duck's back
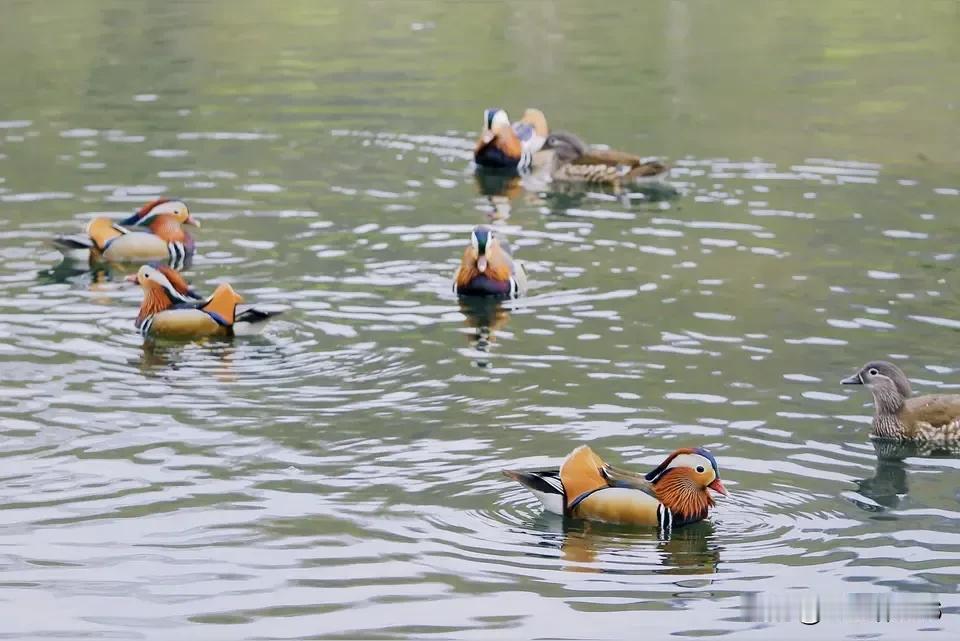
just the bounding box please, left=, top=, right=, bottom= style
left=900, top=394, right=960, bottom=441
left=144, top=308, right=226, bottom=338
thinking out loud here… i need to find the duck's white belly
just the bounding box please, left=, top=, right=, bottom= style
left=102, top=233, right=171, bottom=261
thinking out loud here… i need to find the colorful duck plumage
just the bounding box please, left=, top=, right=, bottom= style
left=474, top=107, right=549, bottom=171
left=53, top=199, right=199, bottom=268
left=541, top=131, right=669, bottom=186
left=453, top=225, right=527, bottom=298
left=128, top=265, right=279, bottom=338
left=842, top=361, right=960, bottom=443
left=504, top=445, right=727, bottom=531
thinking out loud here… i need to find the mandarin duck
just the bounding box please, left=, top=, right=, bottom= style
left=453, top=225, right=527, bottom=298
left=474, top=107, right=549, bottom=171
left=540, top=131, right=669, bottom=187
left=504, top=445, right=728, bottom=532
left=842, top=361, right=960, bottom=443
left=53, top=199, right=199, bottom=268
left=128, top=265, right=279, bottom=338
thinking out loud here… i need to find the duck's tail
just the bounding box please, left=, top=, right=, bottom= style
left=235, top=308, right=282, bottom=325
left=51, top=235, right=94, bottom=251
left=502, top=468, right=565, bottom=515
left=625, top=160, right=670, bottom=182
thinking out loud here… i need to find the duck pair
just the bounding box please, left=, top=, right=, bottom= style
left=507, top=359, right=960, bottom=531
left=55, top=199, right=278, bottom=338
left=473, top=107, right=668, bottom=187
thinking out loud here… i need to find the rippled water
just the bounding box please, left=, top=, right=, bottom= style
left=1, top=1, right=959, bottom=638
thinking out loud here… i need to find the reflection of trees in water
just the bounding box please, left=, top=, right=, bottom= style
left=852, top=439, right=960, bottom=512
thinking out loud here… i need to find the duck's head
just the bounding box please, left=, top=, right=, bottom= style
left=126, top=264, right=201, bottom=301
left=482, top=108, right=511, bottom=133
left=544, top=131, right=588, bottom=163
left=127, top=198, right=200, bottom=227
left=468, top=225, right=502, bottom=273
left=520, top=108, right=548, bottom=137
left=842, top=360, right=913, bottom=407
left=645, top=447, right=728, bottom=498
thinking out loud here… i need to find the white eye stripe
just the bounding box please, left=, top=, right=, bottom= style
left=143, top=268, right=192, bottom=302
left=667, top=453, right=714, bottom=474
left=470, top=231, right=479, bottom=250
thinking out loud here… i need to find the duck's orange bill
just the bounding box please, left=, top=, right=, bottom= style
left=708, top=478, right=729, bottom=497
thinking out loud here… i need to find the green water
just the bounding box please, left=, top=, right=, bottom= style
left=1, top=1, right=959, bottom=639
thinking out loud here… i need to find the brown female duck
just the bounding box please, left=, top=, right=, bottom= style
left=842, top=360, right=960, bottom=443
left=541, top=131, right=669, bottom=186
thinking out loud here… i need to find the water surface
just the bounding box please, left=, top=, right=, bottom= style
left=1, top=1, right=959, bottom=639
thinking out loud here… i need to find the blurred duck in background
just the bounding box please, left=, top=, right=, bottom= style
left=474, top=107, right=549, bottom=171
left=53, top=198, right=199, bottom=269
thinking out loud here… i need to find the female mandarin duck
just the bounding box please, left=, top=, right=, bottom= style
left=54, top=198, right=199, bottom=268
left=504, top=445, right=728, bottom=531
left=842, top=361, right=960, bottom=443
left=127, top=265, right=278, bottom=338
left=541, top=131, right=669, bottom=187
left=453, top=225, right=528, bottom=298
left=474, top=107, right=549, bottom=171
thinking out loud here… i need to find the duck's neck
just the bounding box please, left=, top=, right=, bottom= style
left=870, top=384, right=906, bottom=439
left=456, top=249, right=512, bottom=288
left=147, top=215, right=186, bottom=243
left=653, top=469, right=713, bottom=524
left=137, top=289, right=174, bottom=328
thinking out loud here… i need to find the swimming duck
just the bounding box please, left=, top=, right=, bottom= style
left=474, top=107, right=549, bottom=171
left=453, top=225, right=527, bottom=298
left=842, top=361, right=960, bottom=443
left=127, top=264, right=278, bottom=338
left=541, top=131, right=669, bottom=186
left=53, top=199, right=199, bottom=268
left=504, top=445, right=727, bottom=531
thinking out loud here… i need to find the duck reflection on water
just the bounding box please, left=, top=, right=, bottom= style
left=520, top=514, right=720, bottom=576
left=457, top=297, right=512, bottom=368
left=852, top=438, right=960, bottom=512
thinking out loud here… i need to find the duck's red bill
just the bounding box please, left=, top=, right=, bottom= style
left=708, top=478, right=729, bottom=497
left=124, top=273, right=139, bottom=284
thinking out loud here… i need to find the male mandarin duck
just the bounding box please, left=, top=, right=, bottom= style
left=541, top=131, right=669, bottom=186
left=53, top=198, right=199, bottom=268
left=474, top=107, right=549, bottom=171
left=127, top=264, right=278, bottom=338
left=453, top=225, right=528, bottom=298
left=504, top=445, right=728, bottom=531
left=842, top=361, right=960, bottom=443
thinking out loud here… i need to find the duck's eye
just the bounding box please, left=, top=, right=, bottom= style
left=696, top=465, right=705, bottom=473
left=868, top=368, right=878, bottom=376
